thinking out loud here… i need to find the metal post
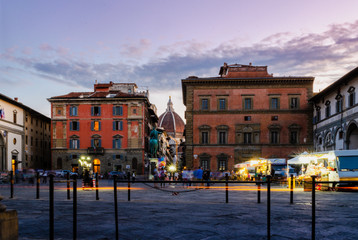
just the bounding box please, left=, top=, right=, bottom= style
left=267, top=175, right=271, bottom=240
left=10, top=170, right=14, bottom=199
left=73, top=175, right=77, bottom=240
left=127, top=172, right=131, bottom=202
left=225, top=173, right=229, bottom=203
left=290, top=174, right=294, bottom=204
left=67, top=172, right=70, bottom=200
left=49, top=174, right=54, bottom=240
left=36, top=172, right=40, bottom=199
left=114, top=176, right=118, bottom=240
left=257, top=176, right=261, bottom=204
left=96, top=173, right=99, bottom=200
left=312, top=176, right=316, bottom=240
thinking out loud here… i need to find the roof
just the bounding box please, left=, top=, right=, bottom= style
left=181, top=76, right=314, bottom=106
left=49, top=90, right=146, bottom=101
left=309, top=66, right=358, bottom=102
left=0, top=93, right=50, bottom=121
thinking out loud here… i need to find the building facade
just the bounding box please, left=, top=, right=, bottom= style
left=48, top=82, right=157, bottom=175
left=311, top=66, right=358, bottom=151
left=0, top=93, right=51, bottom=171
left=182, top=63, right=314, bottom=171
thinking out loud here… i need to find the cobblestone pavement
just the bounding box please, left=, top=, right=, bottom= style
left=1, top=178, right=358, bottom=240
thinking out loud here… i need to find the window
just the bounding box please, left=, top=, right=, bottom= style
left=244, top=98, right=252, bottom=110
left=69, top=139, right=80, bottom=149
left=113, top=120, right=123, bottom=131
left=244, top=116, right=251, bottom=121
left=133, top=109, right=137, bottom=114
left=218, top=98, right=227, bottom=110
left=25, top=135, right=28, bottom=144
left=336, top=99, right=343, bottom=113
left=201, top=99, right=209, bottom=110
left=216, top=125, right=229, bottom=144
left=201, top=131, right=209, bottom=144
left=290, top=131, right=298, bottom=144
left=91, top=106, right=101, bottom=116
left=289, top=124, right=301, bottom=145
left=70, top=121, right=80, bottom=131
left=244, top=133, right=252, bottom=144
left=270, top=131, right=279, bottom=144
left=13, top=110, right=17, bottom=124
left=113, top=106, right=123, bottom=116
left=348, top=87, right=355, bottom=107
left=271, top=116, right=278, bottom=121
left=201, top=159, right=209, bottom=170
left=316, top=107, right=321, bottom=122
left=217, top=156, right=227, bottom=171
left=31, top=137, right=33, bottom=146
left=199, top=125, right=211, bottom=144
left=336, top=94, right=343, bottom=113
left=69, top=106, right=78, bottom=116
left=218, top=131, right=227, bottom=144
left=289, top=97, right=299, bottom=109
left=113, top=138, right=122, bottom=149
left=270, top=97, right=280, bottom=109
left=91, top=121, right=101, bottom=131
left=91, top=138, right=101, bottom=148
left=325, top=101, right=331, bottom=118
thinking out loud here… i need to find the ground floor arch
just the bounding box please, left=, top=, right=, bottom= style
left=347, top=122, right=358, bottom=149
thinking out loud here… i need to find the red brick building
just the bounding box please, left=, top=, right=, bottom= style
left=181, top=63, right=314, bottom=171
left=48, top=82, right=157, bottom=174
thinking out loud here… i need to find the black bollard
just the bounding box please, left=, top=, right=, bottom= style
left=73, top=175, right=77, bottom=240
left=127, top=172, right=131, bottom=202
left=113, top=176, right=119, bottom=240
left=67, top=173, right=70, bottom=200
left=10, top=170, right=14, bottom=199
left=225, top=173, right=229, bottom=203
left=36, top=172, right=40, bottom=199
left=49, top=174, right=54, bottom=240
left=312, top=176, right=316, bottom=240
left=290, top=174, right=294, bottom=204
left=257, top=176, right=261, bottom=204
left=96, top=173, right=99, bottom=200
left=267, top=175, right=271, bottom=240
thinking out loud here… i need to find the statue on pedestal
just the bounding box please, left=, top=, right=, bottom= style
left=149, top=127, right=159, bottom=158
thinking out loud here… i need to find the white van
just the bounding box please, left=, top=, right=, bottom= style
left=304, top=150, right=358, bottom=188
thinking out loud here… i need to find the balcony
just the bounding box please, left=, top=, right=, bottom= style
left=52, top=139, right=66, bottom=148
left=87, top=147, right=105, bottom=155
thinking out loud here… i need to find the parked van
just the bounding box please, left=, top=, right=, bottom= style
left=302, top=150, right=358, bottom=189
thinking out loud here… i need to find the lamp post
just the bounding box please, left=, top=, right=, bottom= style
left=79, top=155, right=92, bottom=188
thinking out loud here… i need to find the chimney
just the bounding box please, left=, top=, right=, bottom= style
left=14, top=97, right=18, bottom=101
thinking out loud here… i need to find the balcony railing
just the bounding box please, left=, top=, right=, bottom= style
left=52, top=139, right=67, bottom=148
left=87, top=147, right=104, bottom=155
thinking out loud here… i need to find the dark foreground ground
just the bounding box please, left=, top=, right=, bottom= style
left=1, top=178, right=358, bottom=240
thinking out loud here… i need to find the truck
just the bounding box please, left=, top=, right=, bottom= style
left=299, top=150, right=358, bottom=189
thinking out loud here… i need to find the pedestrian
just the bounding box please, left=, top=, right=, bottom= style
left=132, top=171, right=136, bottom=183
left=159, top=167, right=166, bottom=188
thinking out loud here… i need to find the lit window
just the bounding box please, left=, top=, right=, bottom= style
left=91, top=121, right=101, bottom=131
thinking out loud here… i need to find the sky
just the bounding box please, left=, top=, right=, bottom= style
left=1, top=0, right=358, bottom=121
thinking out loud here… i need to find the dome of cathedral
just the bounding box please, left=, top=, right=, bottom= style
left=158, top=97, right=185, bottom=139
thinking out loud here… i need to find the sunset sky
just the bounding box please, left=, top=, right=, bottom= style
left=1, top=0, right=358, bottom=120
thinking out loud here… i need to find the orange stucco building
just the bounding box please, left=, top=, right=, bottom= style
left=48, top=82, right=157, bottom=174
left=182, top=63, right=314, bottom=171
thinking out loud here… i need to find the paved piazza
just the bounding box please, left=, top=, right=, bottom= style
left=1, top=179, right=358, bottom=240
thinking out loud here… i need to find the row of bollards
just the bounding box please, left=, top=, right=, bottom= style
left=8, top=172, right=324, bottom=240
